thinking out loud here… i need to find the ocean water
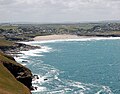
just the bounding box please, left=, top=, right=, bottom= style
left=16, top=38, right=120, bottom=94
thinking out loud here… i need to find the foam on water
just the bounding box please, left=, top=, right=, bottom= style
left=14, top=57, right=29, bottom=66
left=28, top=59, right=113, bottom=94
left=14, top=43, right=53, bottom=68
left=32, top=75, right=45, bottom=84
left=14, top=57, right=24, bottom=62
left=14, top=46, right=52, bottom=63
left=31, top=85, right=46, bottom=92
left=21, top=46, right=52, bottom=56
left=16, top=39, right=115, bottom=94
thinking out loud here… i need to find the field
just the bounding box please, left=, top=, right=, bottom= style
left=0, top=25, right=18, bottom=30
left=0, top=39, right=14, bottom=47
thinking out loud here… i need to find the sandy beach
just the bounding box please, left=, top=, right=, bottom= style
left=33, top=35, right=87, bottom=41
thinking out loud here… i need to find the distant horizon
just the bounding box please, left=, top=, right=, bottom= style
left=0, top=19, right=120, bottom=24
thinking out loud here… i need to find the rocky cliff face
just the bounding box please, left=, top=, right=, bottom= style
left=0, top=42, right=40, bottom=56
left=3, top=61, right=33, bottom=89
left=0, top=52, right=32, bottom=94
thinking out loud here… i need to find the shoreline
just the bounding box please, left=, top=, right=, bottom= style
left=17, top=35, right=116, bottom=93
left=22, top=35, right=120, bottom=45
left=33, top=34, right=89, bottom=41
left=33, top=34, right=120, bottom=42
left=13, top=35, right=120, bottom=93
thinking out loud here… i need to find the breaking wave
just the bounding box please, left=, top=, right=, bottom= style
left=15, top=40, right=114, bottom=94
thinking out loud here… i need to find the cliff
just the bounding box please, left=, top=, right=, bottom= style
left=0, top=39, right=40, bottom=56
left=0, top=51, right=32, bottom=94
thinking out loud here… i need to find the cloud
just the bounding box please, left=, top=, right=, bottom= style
left=0, top=0, right=120, bottom=22
left=0, top=0, right=16, bottom=5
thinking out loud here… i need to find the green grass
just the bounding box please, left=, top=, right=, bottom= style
left=0, top=26, right=18, bottom=30
left=0, top=39, right=15, bottom=47
left=92, top=31, right=120, bottom=35
left=0, top=52, right=30, bottom=94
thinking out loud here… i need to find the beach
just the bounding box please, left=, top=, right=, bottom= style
left=33, top=35, right=120, bottom=43
left=33, top=35, right=87, bottom=41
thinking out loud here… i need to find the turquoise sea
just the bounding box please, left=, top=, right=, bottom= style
left=16, top=38, right=120, bottom=94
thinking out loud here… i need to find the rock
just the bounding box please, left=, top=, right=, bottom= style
left=44, top=78, right=48, bottom=81
left=0, top=52, right=32, bottom=94
left=33, top=87, right=38, bottom=90
left=22, top=60, right=28, bottom=63
left=0, top=42, right=41, bottom=56
left=0, top=42, right=40, bottom=90
left=33, top=75, right=39, bottom=79
left=30, top=86, right=34, bottom=91
left=3, top=61, right=33, bottom=90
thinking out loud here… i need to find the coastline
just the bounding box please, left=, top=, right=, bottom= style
left=18, top=35, right=117, bottom=93
left=32, top=34, right=120, bottom=43
left=33, top=34, right=87, bottom=41
left=0, top=40, right=41, bottom=93
left=12, top=34, right=120, bottom=93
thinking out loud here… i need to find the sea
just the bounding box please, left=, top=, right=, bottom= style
left=15, top=37, right=120, bottom=94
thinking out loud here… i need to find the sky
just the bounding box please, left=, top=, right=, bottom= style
left=0, top=0, right=120, bottom=23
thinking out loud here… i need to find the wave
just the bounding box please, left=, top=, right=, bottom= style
left=31, top=84, right=46, bottom=93
left=31, top=74, right=113, bottom=94
left=16, top=39, right=114, bottom=94
left=14, top=45, right=52, bottom=61
left=21, top=46, right=52, bottom=55
left=29, top=59, right=113, bottom=94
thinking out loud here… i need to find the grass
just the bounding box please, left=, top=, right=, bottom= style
left=92, top=31, right=120, bottom=35
left=0, top=39, right=15, bottom=47
left=0, top=52, right=30, bottom=94
left=0, top=26, right=18, bottom=30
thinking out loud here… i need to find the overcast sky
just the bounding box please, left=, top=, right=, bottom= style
left=0, top=0, right=120, bottom=23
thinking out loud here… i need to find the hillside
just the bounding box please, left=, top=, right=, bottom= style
left=0, top=52, right=32, bottom=94
left=0, top=39, right=40, bottom=94
left=0, top=39, right=40, bottom=55
left=0, top=39, right=15, bottom=47
left=0, top=39, right=34, bottom=94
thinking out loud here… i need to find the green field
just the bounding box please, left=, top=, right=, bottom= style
left=0, top=39, right=15, bottom=47
left=0, top=25, right=18, bottom=30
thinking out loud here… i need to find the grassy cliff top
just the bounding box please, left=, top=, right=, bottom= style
left=0, top=39, right=15, bottom=47
left=0, top=52, right=31, bottom=94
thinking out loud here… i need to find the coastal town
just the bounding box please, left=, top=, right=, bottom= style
left=0, top=22, right=120, bottom=41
